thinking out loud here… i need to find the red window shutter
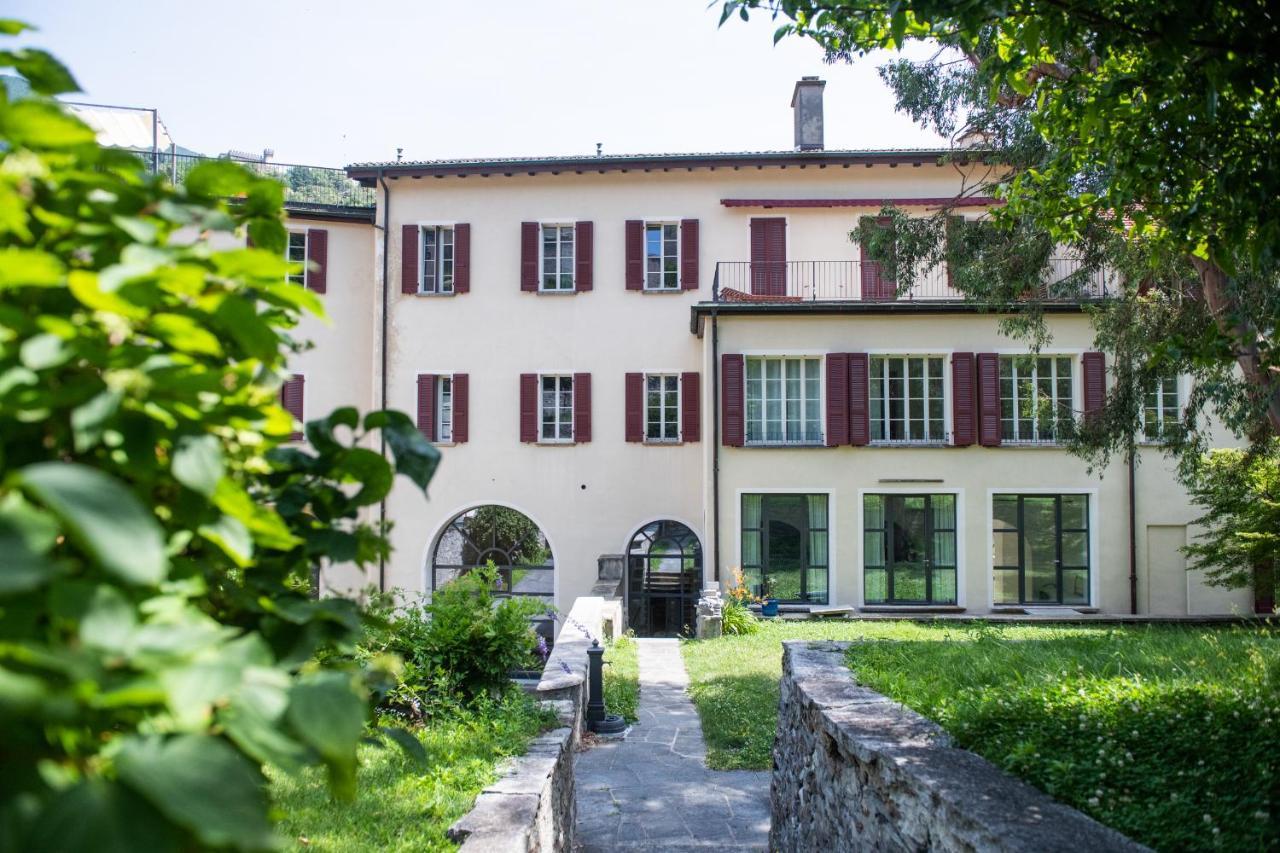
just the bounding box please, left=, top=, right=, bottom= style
left=681, top=371, right=700, bottom=442
left=417, top=374, right=437, bottom=440
left=1082, top=352, right=1106, bottom=421
left=976, top=353, right=1002, bottom=446
left=454, top=223, right=471, bottom=294
left=452, top=373, right=469, bottom=443
left=625, top=373, right=643, bottom=442
left=749, top=218, right=786, bottom=296
left=574, top=221, right=593, bottom=292
left=721, top=354, right=745, bottom=447
left=281, top=374, right=305, bottom=441
left=860, top=216, right=896, bottom=301
left=519, top=374, right=537, bottom=442
left=680, top=219, right=699, bottom=290
left=848, top=353, right=869, bottom=446
left=521, top=222, right=539, bottom=292
left=573, top=372, right=591, bottom=442
left=305, top=228, right=327, bottom=293
left=401, top=224, right=419, bottom=294
left=825, top=353, right=850, bottom=447
left=951, top=352, right=976, bottom=446
left=625, top=220, right=644, bottom=290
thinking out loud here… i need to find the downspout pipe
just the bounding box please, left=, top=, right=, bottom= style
left=377, top=171, right=390, bottom=592
left=1128, top=442, right=1138, bottom=615
left=711, top=276, right=722, bottom=584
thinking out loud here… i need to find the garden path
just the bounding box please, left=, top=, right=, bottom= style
left=573, top=638, right=770, bottom=851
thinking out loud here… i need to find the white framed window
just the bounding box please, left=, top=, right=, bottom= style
left=745, top=356, right=823, bottom=445
left=1143, top=374, right=1181, bottom=441
left=645, top=374, right=680, bottom=442
left=644, top=222, right=679, bottom=290
left=437, top=376, right=453, bottom=442
left=1000, top=355, right=1074, bottom=442
left=540, top=375, right=573, bottom=441
left=540, top=224, right=575, bottom=291
left=286, top=231, right=307, bottom=285
left=420, top=226, right=454, bottom=294
left=870, top=355, right=946, bottom=443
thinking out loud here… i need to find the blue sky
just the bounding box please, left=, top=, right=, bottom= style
left=9, top=0, right=943, bottom=167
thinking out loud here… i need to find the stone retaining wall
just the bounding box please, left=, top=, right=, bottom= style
left=771, top=641, right=1150, bottom=852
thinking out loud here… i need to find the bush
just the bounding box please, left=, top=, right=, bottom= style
left=722, top=598, right=761, bottom=635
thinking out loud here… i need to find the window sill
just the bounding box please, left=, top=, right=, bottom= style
left=868, top=440, right=951, bottom=448
left=415, top=291, right=457, bottom=297
left=998, top=440, right=1066, bottom=448
left=860, top=604, right=965, bottom=613
left=639, top=288, right=687, bottom=295
left=742, top=440, right=827, bottom=449
left=535, top=289, right=578, bottom=295
left=535, top=440, right=577, bottom=446
left=643, top=439, right=684, bottom=446
left=432, top=441, right=458, bottom=448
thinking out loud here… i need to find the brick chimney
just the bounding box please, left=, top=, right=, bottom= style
left=791, top=77, right=826, bottom=151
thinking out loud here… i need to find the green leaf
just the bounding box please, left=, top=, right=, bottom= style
left=212, top=478, right=301, bottom=551
left=27, top=780, right=180, bottom=853
left=19, top=332, right=71, bottom=370
left=0, top=247, right=64, bottom=288
left=71, top=387, right=123, bottom=452
left=198, top=513, right=253, bottom=566
left=0, top=47, right=80, bottom=95
left=18, top=462, right=168, bottom=585
left=150, top=313, right=223, bottom=357
left=0, top=496, right=59, bottom=594
left=286, top=672, right=366, bottom=799
left=377, top=725, right=427, bottom=765
left=115, top=734, right=276, bottom=851
left=303, top=406, right=359, bottom=456
left=334, top=447, right=394, bottom=507
left=171, top=434, right=224, bottom=497
left=1, top=100, right=96, bottom=148
left=365, top=410, right=440, bottom=493
left=80, top=585, right=138, bottom=650
left=213, top=295, right=279, bottom=361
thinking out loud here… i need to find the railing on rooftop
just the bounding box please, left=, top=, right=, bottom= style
left=712, top=259, right=1117, bottom=303
left=123, top=148, right=375, bottom=210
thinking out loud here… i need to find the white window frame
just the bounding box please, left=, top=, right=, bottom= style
left=744, top=355, right=824, bottom=446
left=869, top=354, right=949, bottom=444
left=1142, top=373, right=1182, bottom=443
left=643, top=221, right=681, bottom=291
left=437, top=376, right=453, bottom=443
left=539, top=374, right=574, bottom=442
left=419, top=225, right=455, bottom=294
left=999, top=354, right=1075, bottom=443
left=539, top=224, right=575, bottom=292
left=286, top=231, right=307, bottom=286
left=644, top=373, right=681, bottom=443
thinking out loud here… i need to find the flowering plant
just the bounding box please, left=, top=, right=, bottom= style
left=727, top=567, right=762, bottom=605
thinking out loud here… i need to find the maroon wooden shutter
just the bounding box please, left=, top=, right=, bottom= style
left=401, top=224, right=419, bottom=294
left=416, top=374, right=437, bottom=440
left=625, top=373, right=644, bottom=442
left=573, top=372, right=591, bottom=442
left=520, top=222, right=539, bottom=292
left=681, top=371, right=700, bottom=442
left=453, top=223, right=471, bottom=294
left=281, top=374, right=305, bottom=441
left=848, top=353, right=869, bottom=446
left=976, top=353, right=1002, bottom=446
left=625, top=220, right=644, bottom=290
left=825, top=353, right=850, bottom=447
left=860, top=216, right=896, bottom=301
left=452, top=373, right=469, bottom=443
left=306, top=228, right=327, bottom=293
left=749, top=218, right=786, bottom=296
left=1082, top=352, right=1106, bottom=421
left=945, top=215, right=964, bottom=291
left=680, top=219, right=699, bottom=290
left=519, top=374, right=538, bottom=442
left=951, top=352, right=976, bottom=446
left=722, top=354, right=745, bottom=447
left=574, top=221, right=593, bottom=292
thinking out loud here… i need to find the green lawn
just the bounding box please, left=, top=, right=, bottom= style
left=681, top=620, right=1280, bottom=851
left=604, top=633, right=640, bottom=723
left=268, top=694, right=549, bottom=852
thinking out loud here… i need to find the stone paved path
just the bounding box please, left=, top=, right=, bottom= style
left=573, top=638, right=770, bottom=851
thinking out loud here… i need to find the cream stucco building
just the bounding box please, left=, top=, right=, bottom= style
left=275, top=79, right=1253, bottom=630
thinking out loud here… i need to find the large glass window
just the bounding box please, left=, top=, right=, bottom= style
left=645, top=222, right=679, bottom=290
left=286, top=231, right=307, bottom=285
left=870, top=355, right=946, bottom=442
left=1143, top=374, right=1181, bottom=441
left=646, top=374, right=679, bottom=442
left=541, top=224, right=575, bottom=291
left=745, top=356, right=823, bottom=445
left=741, top=493, right=828, bottom=603
left=437, top=376, right=453, bottom=442
left=992, top=493, right=1090, bottom=605
left=1000, top=355, right=1074, bottom=442
left=421, top=226, right=455, bottom=293
left=539, top=375, right=573, bottom=441
left=863, top=494, right=957, bottom=604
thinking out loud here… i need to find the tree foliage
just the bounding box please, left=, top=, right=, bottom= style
left=1183, top=443, right=1280, bottom=590
left=0, top=22, right=438, bottom=850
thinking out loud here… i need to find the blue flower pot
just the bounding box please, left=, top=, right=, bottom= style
left=761, top=598, right=780, bottom=617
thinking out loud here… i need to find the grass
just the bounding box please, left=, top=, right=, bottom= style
left=681, top=619, right=1280, bottom=851
left=268, top=693, right=550, bottom=852
left=603, top=632, right=640, bottom=722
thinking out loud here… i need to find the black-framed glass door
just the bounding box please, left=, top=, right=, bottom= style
left=992, top=493, right=1090, bottom=605
left=741, top=494, right=829, bottom=603
left=863, top=494, right=957, bottom=604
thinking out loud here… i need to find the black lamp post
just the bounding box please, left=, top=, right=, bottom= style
left=586, top=640, right=627, bottom=735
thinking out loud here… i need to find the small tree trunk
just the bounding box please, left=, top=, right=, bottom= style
left=1190, top=256, right=1280, bottom=436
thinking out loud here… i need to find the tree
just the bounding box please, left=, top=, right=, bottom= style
left=0, top=22, right=438, bottom=850
left=1182, top=442, right=1280, bottom=594
left=721, top=0, right=1280, bottom=466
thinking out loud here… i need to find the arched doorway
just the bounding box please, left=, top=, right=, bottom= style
left=626, top=520, right=702, bottom=637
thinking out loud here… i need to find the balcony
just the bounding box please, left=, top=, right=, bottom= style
left=711, top=259, right=1116, bottom=303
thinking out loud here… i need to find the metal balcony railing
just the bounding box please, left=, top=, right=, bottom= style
left=122, top=149, right=375, bottom=211
left=712, top=259, right=1116, bottom=303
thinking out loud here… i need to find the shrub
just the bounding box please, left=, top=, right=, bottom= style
left=722, top=598, right=761, bottom=635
